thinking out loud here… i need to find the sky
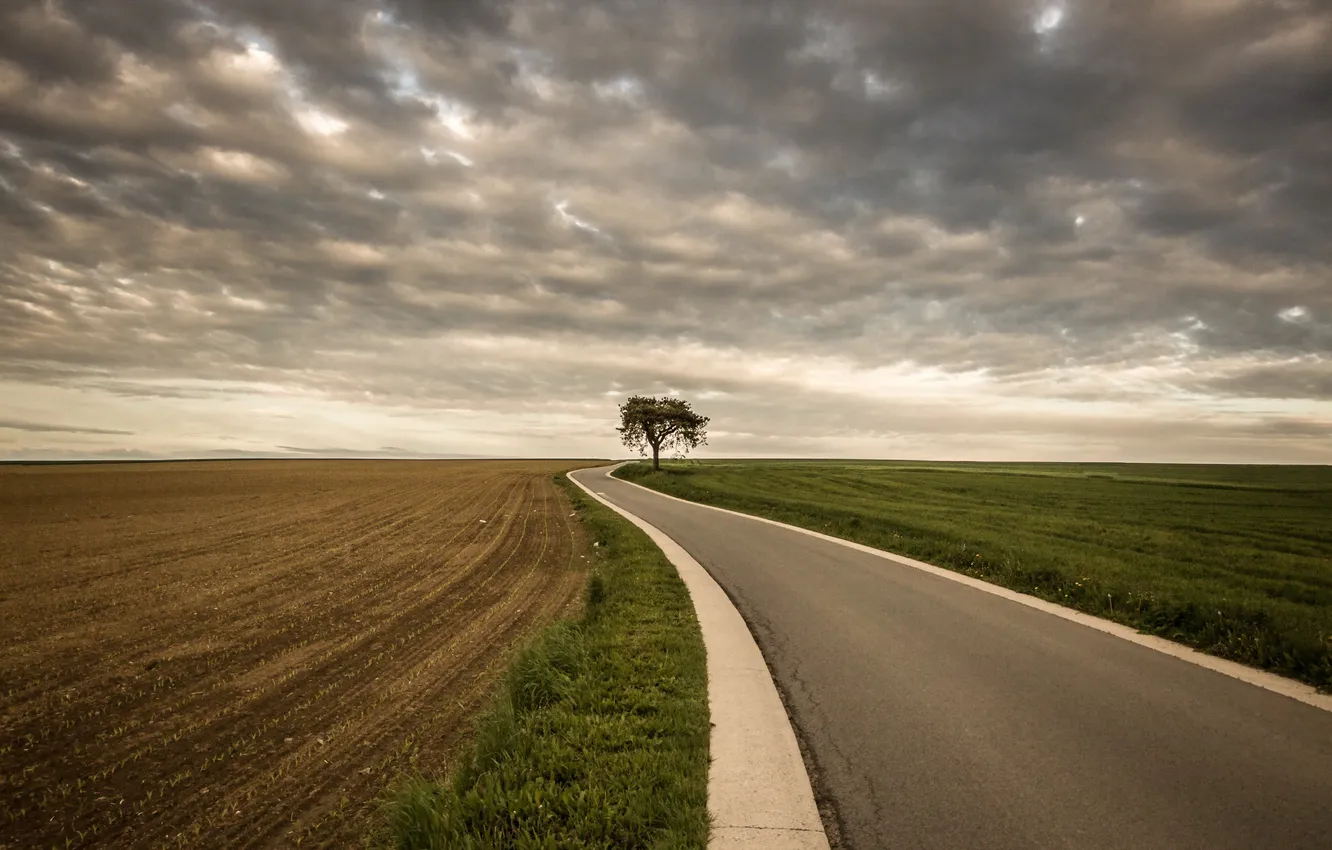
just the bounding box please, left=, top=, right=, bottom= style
left=1, top=0, right=1329, bottom=463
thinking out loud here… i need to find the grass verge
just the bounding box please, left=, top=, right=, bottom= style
left=384, top=473, right=709, bottom=849
left=615, top=460, right=1332, bottom=693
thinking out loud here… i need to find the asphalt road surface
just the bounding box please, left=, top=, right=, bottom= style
left=571, top=465, right=1332, bottom=850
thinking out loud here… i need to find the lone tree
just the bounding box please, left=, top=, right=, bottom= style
left=617, top=395, right=710, bottom=470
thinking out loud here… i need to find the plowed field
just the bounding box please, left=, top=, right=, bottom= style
left=0, top=460, right=593, bottom=849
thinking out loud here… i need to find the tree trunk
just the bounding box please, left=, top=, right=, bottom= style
left=651, top=442, right=660, bottom=470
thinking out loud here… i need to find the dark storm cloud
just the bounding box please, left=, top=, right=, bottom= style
left=0, top=0, right=1329, bottom=458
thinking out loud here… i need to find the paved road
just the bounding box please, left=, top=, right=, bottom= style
left=571, top=465, right=1332, bottom=850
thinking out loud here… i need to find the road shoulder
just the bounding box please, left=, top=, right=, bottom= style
left=569, top=466, right=830, bottom=849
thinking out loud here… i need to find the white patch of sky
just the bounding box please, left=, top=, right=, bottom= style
left=862, top=71, right=901, bottom=102
left=793, top=17, right=855, bottom=63
left=233, top=28, right=281, bottom=74
left=1168, top=330, right=1200, bottom=356
left=1278, top=305, right=1309, bottom=323
left=420, top=147, right=473, bottom=167
left=796, top=17, right=904, bottom=106
left=1035, top=2, right=1067, bottom=35
left=13, top=300, right=59, bottom=320
left=208, top=25, right=355, bottom=143
left=554, top=200, right=602, bottom=234
left=593, top=75, right=645, bottom=104
left=294, top=107, right=348, bottom=137
left=912, top=168, right=941, bottom=195
left=1033, top=0, right=1069, bottom=55
left=382, top=54, right=422, bottom=97
left=507, top=46, right=561, bottom=101
left=112, top=284, right=154, bottom=309
left=205, top=148, right=285, bottom=182
left=377, top=44, right=478, bottom=139
left=165, top=102, right=209, bottom=128
left=430, top=96, right=478, bottom=138
left=221, top=287, right=268, bottom=312
left=766, top=148, right=804, bottom=177
left=181, top=0, right=223, bottom=27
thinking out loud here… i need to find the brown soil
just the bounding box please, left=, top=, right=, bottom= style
left=0, top=459, right=596, bottom=849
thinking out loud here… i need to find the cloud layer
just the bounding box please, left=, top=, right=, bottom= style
left=2, top=0, right=1329, bottom=461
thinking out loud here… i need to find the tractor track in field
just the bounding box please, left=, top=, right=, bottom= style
left=0, top=459, right=594, bottom=849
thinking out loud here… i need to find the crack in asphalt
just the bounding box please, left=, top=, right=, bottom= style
left=706, top=558, right=853, bottom=849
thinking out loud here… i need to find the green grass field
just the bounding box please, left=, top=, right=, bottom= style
left=615, top=460, right=1332, bottom=692
left=387, top=474, right=709, bottom=849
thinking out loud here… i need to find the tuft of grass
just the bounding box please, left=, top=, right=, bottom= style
left=385, top=474, right=709, bottom=849
left=615, top=460, right=1332, bottom=693
left=585, top=571, right=608, bottom=616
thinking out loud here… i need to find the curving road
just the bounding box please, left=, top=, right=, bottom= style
left=571, top=465, right=1332, bottom=850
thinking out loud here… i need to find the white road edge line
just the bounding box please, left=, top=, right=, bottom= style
left=569, top=466, right=831, bottom=850
left=606, top=466, right=1332, bottom=715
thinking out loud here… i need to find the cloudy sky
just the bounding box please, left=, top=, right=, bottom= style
left=1, top=0, right=1329, bottom=462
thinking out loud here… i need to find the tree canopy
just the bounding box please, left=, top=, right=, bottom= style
left=617, top=395, right=710, bottom=470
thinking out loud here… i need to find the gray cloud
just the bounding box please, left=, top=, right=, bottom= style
left=0, top=418, right=133, bottom=435
left=1, top=0, right=1329, bottom=460
left=1198, top=361, right=1332, bottom=401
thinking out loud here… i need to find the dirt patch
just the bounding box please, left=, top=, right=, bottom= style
left=0, top=459, right=595, bottom=849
